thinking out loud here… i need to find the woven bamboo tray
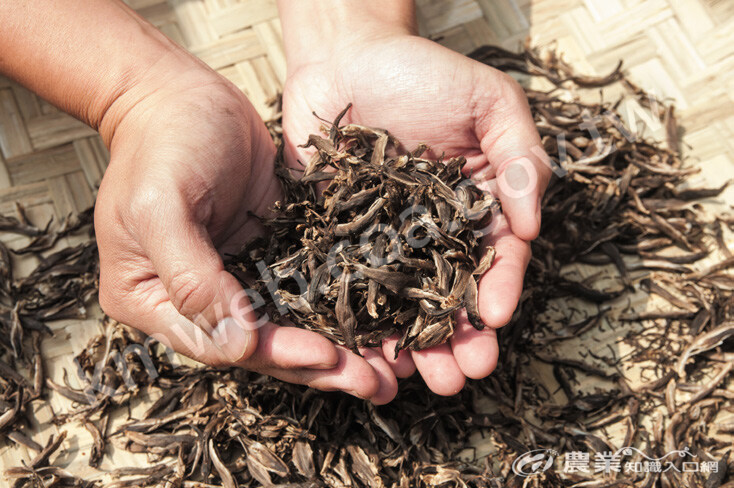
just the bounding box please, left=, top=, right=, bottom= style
left=1, top=0, right=732, bottom=480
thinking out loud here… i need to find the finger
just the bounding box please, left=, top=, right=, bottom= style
left=283, top=131, right=312, bottom=172
left=473, top=70, right=552, bottom=240
left=450, top=311, right=499, bottom=379
left=101, top=277, right=251, bottom=368
left=242, top=322, right=339, bottom=370
left=258, top=348, right=381, bottom=400
left=380, top=335, right=416, bottom=378
left=103, top=275, right=340, bottom=371
left=411, top=344, right=465, bottom=396
left=358, top=347, right=398, bottom=405
left=129, top=193, right=259, bottom=363
left=477, top=217, right=532, bottom=328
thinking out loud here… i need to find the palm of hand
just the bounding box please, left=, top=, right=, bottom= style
left=285, top=37, right=484, bottom=164
left=95, top=84, right=374, bottom=394
left=282, top=36, right=547, bottom=395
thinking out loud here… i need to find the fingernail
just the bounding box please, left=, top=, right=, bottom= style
left=305, top=348, right=339, bottom=369
left=536, top=195, right=543, bottom=227
left=307, top=361, right=338, bottom=370
left=346, top=389, right=369, bottom=400
left=212, top=317, right=251, bottom=363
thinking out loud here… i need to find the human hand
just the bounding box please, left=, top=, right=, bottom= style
left=279, top=1, right=551, bottom=396
left=92, top=49, right=388, bottom=401
left=1, top=0, right=395, bottom=403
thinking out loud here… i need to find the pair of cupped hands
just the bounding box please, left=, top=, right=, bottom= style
left=95, top=28, right=550, bottom=405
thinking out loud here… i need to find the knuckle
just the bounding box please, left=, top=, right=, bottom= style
left=500, top=72, right=524, bottom=94
left=168, top=271, right=214, bottom=319
left=97, top=274, right=121, bottom=321
left=125, top=185, right=168, bottom=227
left=200, top=354, right=231, bottom=369
left=97, top=287, right=114, bottom=317
left=94, top=189, right=124, bottom=239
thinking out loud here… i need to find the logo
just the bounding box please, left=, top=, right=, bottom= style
left=512, top=449, right=557, bottom=477
left=509, top=446, right=717, bottom=479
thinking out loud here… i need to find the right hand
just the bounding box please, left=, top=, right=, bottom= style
left=94, top=57, right=397, bottom=403
left=279, top=11, right=550, bottom=396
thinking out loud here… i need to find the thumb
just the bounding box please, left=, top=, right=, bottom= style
left=474, top=71, right=551, bottom=241
left=137, top=203, right=259, bottom=364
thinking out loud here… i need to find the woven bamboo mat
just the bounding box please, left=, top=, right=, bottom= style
left=1, top=0, right=733, bottom=479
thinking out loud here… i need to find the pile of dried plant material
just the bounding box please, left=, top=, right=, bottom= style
left=2, top=45, right=733, bottom=488
left=0, top=208, right=97, bottom=486
left=231, top=112, right=496, bottom=353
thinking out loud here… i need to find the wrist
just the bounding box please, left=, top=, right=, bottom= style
left=0, top=1, right=222, bottom=146
left=96, top=48, right=224, bottom=147
left=277, top=0, right=417, bottom=73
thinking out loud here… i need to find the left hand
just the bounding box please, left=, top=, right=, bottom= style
left=280, top=30, right=551, bottom=397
